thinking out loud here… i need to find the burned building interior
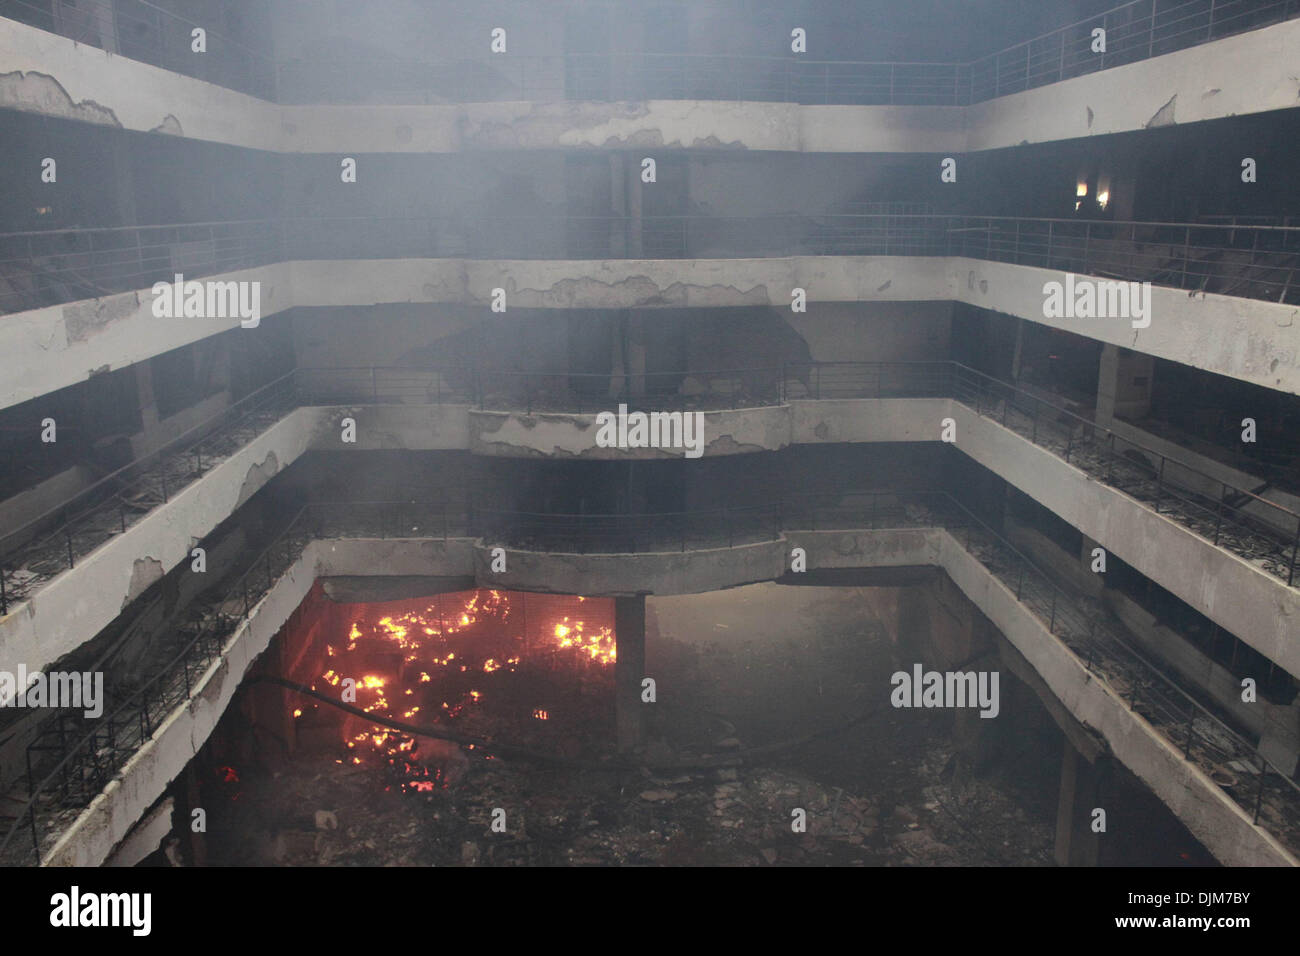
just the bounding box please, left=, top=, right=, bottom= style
left=0, top=0, right=1299, bottom=874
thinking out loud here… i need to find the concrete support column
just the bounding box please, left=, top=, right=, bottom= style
left=1078, top=534, right=1105, bottom=597
left=610, top=312, right=647, bottom=402
left=1096, top=344, right=1154, bottom=427
left=626, top=314, right=647, bottom=400
left=135, top=357, right=160, bottom=435
left=1054, top=739, right=1103, bottom=866
left=91, top=0, right=117, bottom=53
left=895, top=577, right=985, bottom=669
left=1010, top=318, right=1026, bottom=384
left=952, top=653, right=1009, bottom=772
left=625, top=155, right=643, bottom=258
left=184, top=763, right=207, bottom=867
left=609, top=154, right=626, bottom=257
left=1096, top=344, right=1120, bottom=427
left=614, top=594, right=647, bottom=753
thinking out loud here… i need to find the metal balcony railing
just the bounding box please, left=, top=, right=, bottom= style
left=4, top=488, right=1298, bottom=865
left=2, top=360, right=1298, bottom=621
left=0, top=372, right=297, bottom=613
left=0, top=0, right=277, bottom=98
left=3, top=214, right=1298, bottom=315
left=5, top=0, right=1296, bottom=105
left=0, top=219, right=280, bottom=315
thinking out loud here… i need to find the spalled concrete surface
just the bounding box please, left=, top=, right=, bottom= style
left=41, top=544, right=318, bottom=867
left=965, top=17, right=1300, bottom=150
left=948, top=401, right=1300, bottom=683
left=0, top=19, right=281, bottom=151
left=314, top=403, right=470, bottom=451
left=6, top=392, right=1297, bottom=693
left=468, top=405, right=790, bottom=458
left=0, top=262, right=288, bottom=410
left=474, top=538, right=788, bottom=596
left=4, top=392, right=1295, bottom=704
left=0, top=407, right=327, bottom=679
left=313, top=537, right=476, bottom=579
left=930, top=529, right=1298, bottom=868
left=9, top=253, right=1293, bottom=415
left=8, top=16, right=1300, bottom=153
left=791, top=398, right=949, bottom=444
left=950, top=258, right=1300, bottom=396
left=47, top=526, right=1297, bottom=867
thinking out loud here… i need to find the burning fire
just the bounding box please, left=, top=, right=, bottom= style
left=552, top=618, right=616, bottom=664
left=300, top=590, right=614, bottom=792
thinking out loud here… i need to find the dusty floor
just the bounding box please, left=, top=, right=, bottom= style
left=199, top=584, right=1058, bottom=866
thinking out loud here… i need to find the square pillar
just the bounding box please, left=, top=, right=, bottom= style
left=614, top=595, right=647, bottom=753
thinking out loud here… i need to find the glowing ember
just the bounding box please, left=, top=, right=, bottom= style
left=299, top=589, right=614, bottom=793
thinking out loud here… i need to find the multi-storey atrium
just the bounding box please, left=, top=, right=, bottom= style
left=0, top=0, right=1298, bottom=879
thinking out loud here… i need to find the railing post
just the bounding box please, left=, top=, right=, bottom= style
left=28, top=801, right=39, bottom=864
left=1155, top=457, right=1165, bottom=512
left=1254, top=761, right=1267, bottom=825
left=1049, top=591, right=1057, bottom=634
left=65, top=531, right=74, bottom=569
left=1046, top=219, right=1053, bottom=269
left=1213, top=482, right=1225, bottom=545
left=1288, top=518, right=1300, bottom=587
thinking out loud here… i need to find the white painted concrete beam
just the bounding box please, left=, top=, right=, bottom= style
left=5, top=255, right=1294, bottom=413
left=6, top=17, right=1299, bottom=152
